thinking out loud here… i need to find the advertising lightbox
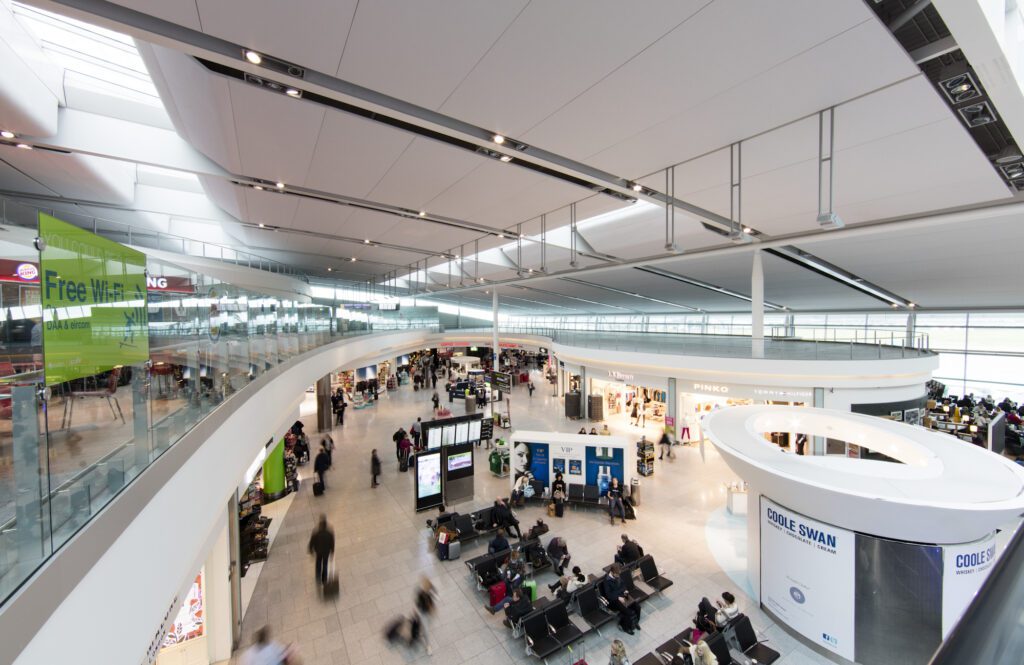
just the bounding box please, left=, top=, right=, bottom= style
left=760, top=498, right=855, bottom=660
left=941, top=532, right=997, bottom=637
left=414, top=452, right=443, bottom=511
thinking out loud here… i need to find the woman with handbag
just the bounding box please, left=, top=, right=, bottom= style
left=551, top=472, right=567, bottom=517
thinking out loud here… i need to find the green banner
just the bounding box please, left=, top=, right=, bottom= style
left=39, top=213, right=149, bottom=386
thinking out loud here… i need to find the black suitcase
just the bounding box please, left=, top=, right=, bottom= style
left=313, top=481, right=324, bottom=496
left=400, top=458, right=409, bottom=472
left=555, top=501, right=564, bottom=518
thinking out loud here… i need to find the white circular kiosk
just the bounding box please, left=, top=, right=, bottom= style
left=704, top=405, right=1024, bottom=665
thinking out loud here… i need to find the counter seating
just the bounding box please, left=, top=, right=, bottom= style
left=575, top=585, right=615, bottom=636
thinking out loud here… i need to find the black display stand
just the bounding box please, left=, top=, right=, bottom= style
left=564, top=392, right=582, bottom=419
left=636, top=439, right=655, bottom=476
left=588, top=395, right=604, bottom=421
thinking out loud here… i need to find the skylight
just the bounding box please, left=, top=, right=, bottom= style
left=12, top=2, right=158, bottom=99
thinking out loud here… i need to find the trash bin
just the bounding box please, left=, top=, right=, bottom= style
left=630, top=478, right=641, bottom=507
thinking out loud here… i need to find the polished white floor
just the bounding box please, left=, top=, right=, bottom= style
left=229, top=372, right=833, bottom=665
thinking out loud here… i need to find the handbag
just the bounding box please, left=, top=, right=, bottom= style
left=547, top=503, right=556, bottom=517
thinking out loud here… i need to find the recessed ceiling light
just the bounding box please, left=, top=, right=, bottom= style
left=419, top=211, right=426, bottom=217
left=493, top=134, right=505, bottom=144
left=244, top=50, right=262, bottom=65
left=16, top=143, right=31, bottom=150
left=364, top=239, right=371, bottom=244
left=275, top=182, right=285, bottom=189
left=908, top=302, right=916, bottom=309
left=253, top=185, right=263, bottom=190
left=743, top=227, right=753, bottom=234
left=632, top=183, right=643, bottom=192
left=527, top=268, right=534, bottom=273
left=499, top=155, right=512, bottom=163
left=891, top=303, right=899, bottom=308
left=350, top=257, right=357, bottom=262
left=497, top=233, right=505, bottom=238
left=285, top=88, right=300, bottom=97
left=0, top=130, right=14, bottom=139
left=327, top=267, right=332, bottom=272
left=258, top=223, right=265, bottom=228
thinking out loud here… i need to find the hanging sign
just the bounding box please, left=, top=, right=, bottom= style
left=39, top=213, right=149, bottom=385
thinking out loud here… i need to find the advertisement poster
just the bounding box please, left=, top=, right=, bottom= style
left=585, top=446, right=624, bottom=494
left=39, top=213, right=148, bottom=386
left=161, top=572, right=204, bottom=648
left=552, top=444, right=584, bottom=481
left=513, top=441, right=550, bottom=485
left=415, top=452, right=443, bottom=511
left=760, top=498, right=855, bottom=660
left=941, top=532, right=997, bottom=637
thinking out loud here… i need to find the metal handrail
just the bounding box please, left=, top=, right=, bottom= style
left=0, top=195, right=307, bottom=281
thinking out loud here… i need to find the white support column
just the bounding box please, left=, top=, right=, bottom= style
left=752, top=249, right=765, bottom=358
left=204, top=511, right=233, bottom=663
left=492, top=289, right=499, bottom=370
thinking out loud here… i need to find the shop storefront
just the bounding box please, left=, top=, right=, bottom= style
left=589, top=371, right=669, bottom=430
left=678, top=381, right=813, bottom=450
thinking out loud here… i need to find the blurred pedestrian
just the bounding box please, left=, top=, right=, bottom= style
left=308, top=515, right=334, bottom=587
left=371, top=449, right=381, bottom=488
left=239, top=626, right=294, bottom=665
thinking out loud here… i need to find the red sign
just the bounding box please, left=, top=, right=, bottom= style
left=146, top=275, right=194, bottom=293
left=0, top=259, right=40, bottom=284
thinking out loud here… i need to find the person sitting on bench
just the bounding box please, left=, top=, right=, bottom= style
left=614, top=534, right=643, bottom=565
left=489, top=529, right=510, bottom=554
left=600, top=563, right=641, bottom=635
left=492, top=498, right=522, bottom=539
left=548, top=565, right=586, bottom=598
left=547, top=537, right=571, bottom=576
left=503, top=549, right=525, bottom=590
left=502, top=588, right=532, bottom=628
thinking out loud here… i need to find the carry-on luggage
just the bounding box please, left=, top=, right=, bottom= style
left=522, top=579, right=537, bottom=601
left=437, top=541, right=449, bottom=561
left=555, top=501, right=564, bottom=518
left=313, top=481, right=324, bottom=496
left=447, top=540, right=461, bottom=560
left=323, top=575, right=340, bottom=599
left=400, top=456, right=409, bottom=472
left=489, top=581, right=507, bottom=606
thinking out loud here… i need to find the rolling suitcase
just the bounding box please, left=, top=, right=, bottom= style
left=313, top=481, right=324, bottom=496
left=522, top=580, right=537, bottom=601
left=555, top=501, right=564, bottom=518
left=447, top=540, right=461, bottom=560
left=400, top=458, right=409, bottom=472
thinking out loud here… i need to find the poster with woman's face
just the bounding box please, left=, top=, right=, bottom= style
left=513, top=441, right=531, bottom=481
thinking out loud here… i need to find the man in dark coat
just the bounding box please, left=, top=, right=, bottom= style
left=371, top=449, right=381, bottom=488
left=308, top=515, right=335, bottom=586
left=314, top=446, right=330, bottom=488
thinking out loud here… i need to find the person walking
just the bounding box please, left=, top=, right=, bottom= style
left=371, top=449, right=381, bottom=488
left=658, top=431, right=673, bottom=460
left=399, top=435, right=412, bottom=469
left=323, top=435, right=335, bottom=467
left=239, top=626, right=294, bottom=665
left=314, top=446, right=330, bottom=489
left=431, top=372, right=438, bottom=389
left=411, top=417, right=422, bottom=449
left=431, top=391, right=440, bottom=411
left=393, top=427, right=406, bottom=461
left=630, top=401, right=640, bottom=427
left=527, top=381, right=535, bottom=397
left=308, top=515, right=335, bottom=587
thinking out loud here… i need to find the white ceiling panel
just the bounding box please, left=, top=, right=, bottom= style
left=289, top=197, right=354, bottom=234
left=141, top=44, right=243, bottom=173
left=806, top=210, right=1024, bottom=308
left=439, top=0, right=710, bottom=137
left=584, top=269, right=741, bottom=311
left=195, top=0, right=358, bottom=74
left=199, top=174, right=248, bottom=220
left=0, top=158, right=56, bottom=196
left=303, top=112, right=412, bottom=197
left=228, top=79, right=325, bottom=185
left=367, top=137, right=481, bottom=210
left=111, top=0, right=202, bottom=31
left=580, top=19, right=918, bottom=178
left=374, top=218, right=484, bottom=254
left=337, top=0, right=528, bottom=109
left=242, top=187, right=300, bottom=228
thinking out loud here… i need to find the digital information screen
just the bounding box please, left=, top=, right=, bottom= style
left=447, top=451, right=472, bottom=471
left=455, top=422, right=470, bottom=444
left=427, top=428, right=442, bottom=450
left=442, top=425, right=456, bottom=446
left=468, top=419, right=481, bottom=442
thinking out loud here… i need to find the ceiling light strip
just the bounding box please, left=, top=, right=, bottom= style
left=764, top=247, right=909, bottom=307
left=559, top=277, right=700, bottom=312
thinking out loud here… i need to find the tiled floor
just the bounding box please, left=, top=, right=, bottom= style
left=231, top=370, right=833, bottom=665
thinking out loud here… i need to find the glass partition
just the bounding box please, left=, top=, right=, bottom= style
left=0, top=217, right=339, bottom=608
